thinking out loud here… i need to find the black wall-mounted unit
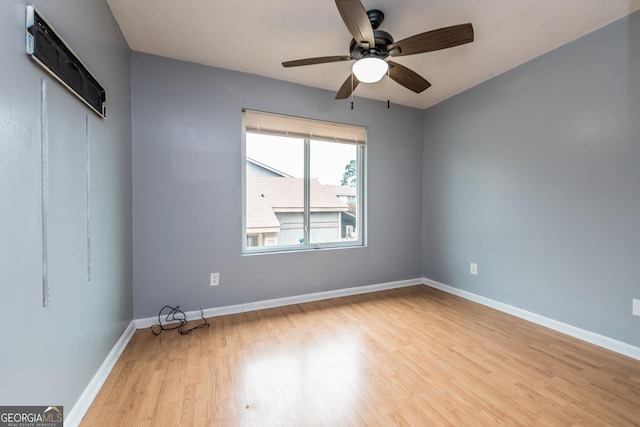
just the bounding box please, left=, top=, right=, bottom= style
left=26, top=5, right=106, bottom=118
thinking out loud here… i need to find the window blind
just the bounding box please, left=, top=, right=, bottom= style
left=243, top=109, right=366, bottom=145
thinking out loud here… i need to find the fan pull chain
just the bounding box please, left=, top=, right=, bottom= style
left=350, top=73, right=354, bottom=110
left=386, top=67, right=390, bottom=109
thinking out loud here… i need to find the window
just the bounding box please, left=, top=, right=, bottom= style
left=242, top=109, right=366, bottom=253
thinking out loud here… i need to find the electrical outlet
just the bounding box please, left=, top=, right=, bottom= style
left=210, top=272, right=220, bottom=287
left=633, top=299, right=640, bottom=317
left=470, top=263, right=478, bottom=275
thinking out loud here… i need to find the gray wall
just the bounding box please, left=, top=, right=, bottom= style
left=132, top=52, right=424, bottom=318
left=422, top=12, right=640, bottom=346
left=0, top=0, right=132, bottom=411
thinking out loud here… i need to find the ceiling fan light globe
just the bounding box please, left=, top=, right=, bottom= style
left=352, top=57, right=388, bottom=83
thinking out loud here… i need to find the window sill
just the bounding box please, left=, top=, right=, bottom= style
left=242, top=242, right=366, bottom=256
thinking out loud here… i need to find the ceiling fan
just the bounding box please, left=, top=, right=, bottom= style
left=282, top=0, right=474, bottom=100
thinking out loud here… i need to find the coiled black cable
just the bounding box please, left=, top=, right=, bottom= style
left=151, top=305, right=209, bottom=336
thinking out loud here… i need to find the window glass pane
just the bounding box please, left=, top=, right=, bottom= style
left=243, top=110, right=365, bottom=254
left=309, top=140, right=359, bottom=244
left=246, top=133, right=304, bottom=248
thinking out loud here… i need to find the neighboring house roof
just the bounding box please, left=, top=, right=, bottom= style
left=246, top=196, right=281, bottom=233
left=246, top=176, right=350, bottom=233
left=246, top=157, right=293, bottom=178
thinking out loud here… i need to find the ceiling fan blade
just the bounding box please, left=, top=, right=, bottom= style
left=335, top=73, right=360, bottom=99
left=389, top=23, right=474, bottom=57
left=387, top=61, right=431, bottom=93
left=282, top=56, right=352, bottom=68
left=335, top=0, right=375, bottom=48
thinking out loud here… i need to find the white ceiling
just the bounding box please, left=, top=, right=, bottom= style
left=106, top=0, right=640, bottom=109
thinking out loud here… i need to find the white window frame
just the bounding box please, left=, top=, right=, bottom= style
left=241, top=109, right=366, bottom=255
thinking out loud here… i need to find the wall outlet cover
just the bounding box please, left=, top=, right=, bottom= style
left=633, top=299, right=640, bottom=317
left=210, top=272, right=220, bottom=287
left=470, top=263, right=478, bottom=275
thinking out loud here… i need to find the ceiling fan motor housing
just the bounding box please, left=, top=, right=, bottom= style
left=349, top=29, right=394, bottom=60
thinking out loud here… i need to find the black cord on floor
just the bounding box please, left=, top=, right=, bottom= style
left=151, top=305, right=209, bottom=336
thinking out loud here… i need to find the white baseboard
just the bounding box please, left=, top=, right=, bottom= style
left=423, top=278, right=640, bottom=361
left=65, top=320, right=137, bottom=427
left=135, top=278, right=424, bottom=329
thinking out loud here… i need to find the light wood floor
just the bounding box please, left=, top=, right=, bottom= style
left=81, top=286, right=640, bottom=426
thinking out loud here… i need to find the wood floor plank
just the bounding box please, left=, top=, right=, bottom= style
left=81, top=286, right=640, bottom=426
